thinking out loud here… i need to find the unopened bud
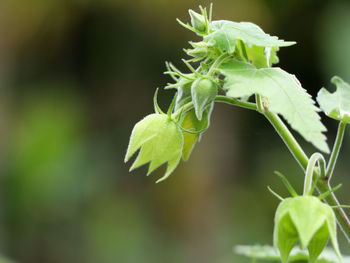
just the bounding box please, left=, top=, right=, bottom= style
left=189, top=9, right=207, bottom=33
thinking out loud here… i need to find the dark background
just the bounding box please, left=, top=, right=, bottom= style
left=0, top=0, right=349, bottom=262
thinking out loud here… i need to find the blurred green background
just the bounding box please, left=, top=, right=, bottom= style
left=0, top=0, right=349, bottom=262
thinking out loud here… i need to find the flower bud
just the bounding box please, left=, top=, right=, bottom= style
left=125, top=114, right=183, bottom=182
left=186, top=42, right=208, bottom=59
left=191, top=78, right=218, bottom=120
left=274, top=196, right=342, bottom=263
left=188, top=9, right=207, bottom=33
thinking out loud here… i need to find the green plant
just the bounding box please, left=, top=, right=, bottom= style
left=125, top=5, right=350, bottom=263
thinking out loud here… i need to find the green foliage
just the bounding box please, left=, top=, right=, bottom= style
left=244, top=45, right=279, bottom=68
left=220, top=60, right=329, bottom=153
left=274, top=196, right=341, bottom=263
left=125, top=5, right=350, bottom=262
left=317, top=76, right=350, bottom=124
left=124, top=114, right=183, bottom=183
left=205, top=20, right=295, bottom=54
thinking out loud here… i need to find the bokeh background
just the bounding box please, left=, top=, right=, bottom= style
left=0, top=0, right=350, bottom=262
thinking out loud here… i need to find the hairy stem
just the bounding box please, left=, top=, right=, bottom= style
left=264, top=110, right=350, bottom=240
left=172, top=95, right=257, bottom=119
left=215, top=96, right=257, bottom=110
left=264, top=110, right=308, bottom=169
left=326, top=121, right=347, bottom=181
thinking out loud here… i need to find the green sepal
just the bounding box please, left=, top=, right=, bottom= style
left=153, top=88, right=164, bottom=114
left=191, top=78, right=218, bottom=120
left=185, top=41, right=209, bottom=60
left=317, top=76, right=350, bottom=124
left=177, top=6, right=210, bottom=36
left=274, top=196, right=342, bottom=263
left=167, top=92, right=177, bottom=118
left=179, top=103, right=213, bottom=161
left=124, top=114, right=183, bottom=183
left=165, top=76, right=193, bottom=91
left=173, top=79, right=193, bottom=111
left=164, top=62, right=196, bottom=83
left=308, top=222, right=330, bottom=263
left=275, top=213, right=298, bottom=263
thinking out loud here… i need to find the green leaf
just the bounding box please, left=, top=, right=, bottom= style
left=125, top=114, right=183, bottom=183
left=245, top=45, right=279, bottom=68
left=220, top=60, right=329, bottom=153
left=180, top=104, right=213, bottom=161
left=191, top=78, right=218, bottom=120
left=317, top=76, right=350, bottom=123
left=205, top=20, right=295, bottom=54
left=235, top=245, right=349, bottom=263
left=274, top=196, right=341, bottom=263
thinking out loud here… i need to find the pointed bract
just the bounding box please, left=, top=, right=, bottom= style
left=125, top=114, right=183, bottom=182
left=274, top=196, right=342, bottom=263
left=174, top=80, right=193, bottom=110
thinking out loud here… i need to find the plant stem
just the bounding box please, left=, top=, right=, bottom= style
left=303, top=153, right=325, bottom=196
left=263, top=110, right=308, bottom=170
left=255, top=94, right=264, bottom=113
left=215, top=96, right=257, bottom=110
left=172, top=95, right=257, bottom=119
left=326, top=121, right=347, bottom=181
left=263, top=110, right=350, bottom=240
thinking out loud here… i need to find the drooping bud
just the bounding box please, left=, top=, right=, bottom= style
left=125, top=113, right=183, bottom=183
left=274, top=196, right=342, bottom=263
left=191, top=78, right=218, bottom=120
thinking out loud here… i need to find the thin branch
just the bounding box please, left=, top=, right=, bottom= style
left=326, top=121, right=347, bottom=181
